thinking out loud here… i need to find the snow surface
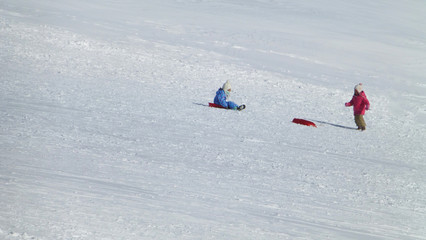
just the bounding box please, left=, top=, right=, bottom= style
left=1, top=0, right=425, bottom=239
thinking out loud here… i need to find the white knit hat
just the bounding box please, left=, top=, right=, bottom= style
left=222, top=80, right=231, bottom=91
left=355, top=83, right=363, bottom=93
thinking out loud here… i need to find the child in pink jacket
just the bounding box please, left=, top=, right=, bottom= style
left=345, top=83, right=370, bottom=131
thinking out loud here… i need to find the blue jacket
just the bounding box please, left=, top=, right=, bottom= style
left=214, top=88, right=239, bottom=109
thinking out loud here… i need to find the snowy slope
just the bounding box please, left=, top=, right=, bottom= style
left=1, top=0, right=425, bottom=239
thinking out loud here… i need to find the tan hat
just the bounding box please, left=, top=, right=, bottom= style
left=355, top=83, right=363, bottom=93
left=222, top=80, right=231, bottom=91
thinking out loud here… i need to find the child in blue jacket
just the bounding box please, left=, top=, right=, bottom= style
left=214, top=81, right=245, bottom=110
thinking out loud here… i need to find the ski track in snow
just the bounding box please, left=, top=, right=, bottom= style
left=1, top=1, right=426, bottom=239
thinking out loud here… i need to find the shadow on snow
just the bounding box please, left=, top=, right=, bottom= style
left=309, top=119, right=358, bottom=130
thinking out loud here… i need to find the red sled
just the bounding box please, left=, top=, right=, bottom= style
left=209, top=103, right=226, bottom=109
left=292, top=118, right=317, bottom=127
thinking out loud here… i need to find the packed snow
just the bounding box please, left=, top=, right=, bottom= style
left=1, top=0, right=425, bottom=239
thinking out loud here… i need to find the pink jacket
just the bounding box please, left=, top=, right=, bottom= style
left=345, top=91, right=370, bottom=115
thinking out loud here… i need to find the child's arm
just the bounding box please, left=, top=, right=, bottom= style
left=364, top=97, right=370, bottom=110
left=216, top=93, right=229, bottom=108
left=345, top=96, right=355, bottom=107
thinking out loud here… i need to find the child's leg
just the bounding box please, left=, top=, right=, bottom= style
left=354, top=115, right=362, bottom=129
left=355, top=115, right=366, bottom=130
left=359, top=115, right=366, bottom=130
left=227, top=101, right=239, bottom=110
